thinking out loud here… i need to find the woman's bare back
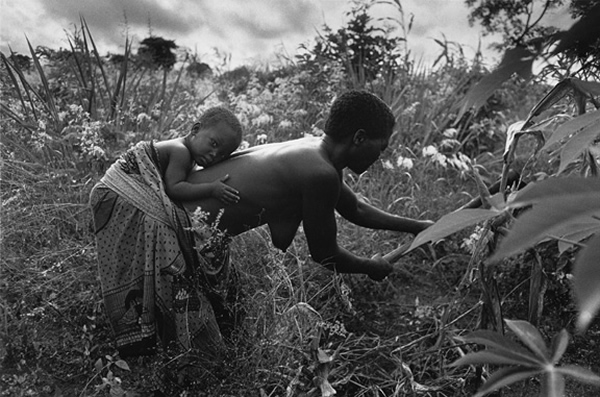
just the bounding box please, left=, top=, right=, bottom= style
left=184, top=137, right=339, bottom=248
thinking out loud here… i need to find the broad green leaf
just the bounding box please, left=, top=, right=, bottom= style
left=460, top=330, right=543, bottom=366
left=409, top=209, right=499, bottom=251
left=95, top=358, right=104, bottom=373
left=505, top=320, right=550, bottom=362
left=490, top=195, right=600, bottom=262
left=473, top=366, right=541, bottom=397
left=456, top=46, right=535, bottom=121
left=503, top=121, right=545, bottom=164
left=541, top=371, right=565, bottom=397
left=555, top=221, right=600, bottom=254
left=543, top=109, right=600, bottom=150
left=550, top=329, right=569, bottom=364
left=572, top=78, right=600, bottom=97
left=524, top=79, right=573, bottom=126
left=509, top=177, right=600, bottom=207
left=557, top=365, right=600, bottom=385
left=450, top=350, right=536, bottom=368
left=559, top=119, right=600, bottom=173
left=114, top=359, right=130, bottom=371
left=573, top=233, right=600, bottom=331
left=504, top=121, right=527, bottom=159
left=587, top=147, right=600, bottom=177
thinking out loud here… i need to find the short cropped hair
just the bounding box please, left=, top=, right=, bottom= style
left=324, top=91, right=395, bottom=140
left=192, top=107, right=243, bottom=143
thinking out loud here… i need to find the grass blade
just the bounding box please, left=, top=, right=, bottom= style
left=450, top=350, right=538, bottom=368
left=110, top=36, right=130, bottom=121
left=557, top=365, right=600, bottom=386
left=505, top=319, right=550, bottom=362
left=473, top=366, right=541, bottom=397
left=26, top=36, right=59, bottom=124
left=1, top=52, right=31, bottom=121
left=461, top=330, right=544, bottom=366
left=82, top=15, right=111, bottom=112
left=550, top=329, right=569, bottom=364
left=5, top=48, right=40, bottom=121
left=540, top=371, right=565, bottom=397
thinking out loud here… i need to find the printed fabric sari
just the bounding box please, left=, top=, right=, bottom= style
left=90, top=141, right=236, bottom=394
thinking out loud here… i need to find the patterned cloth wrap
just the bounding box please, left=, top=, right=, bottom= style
left=90, top=141, right=236, bottom=392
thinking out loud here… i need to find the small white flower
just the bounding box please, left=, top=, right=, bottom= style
left=136, top=113, right=151, bottom=125
left=395, top=156, right=414, bottom=170
left=422, top=145, right=438, bottom=157
left=433, top=152, right=448, bottom=167
left=252, top=113, right=272, bottom=127
left=311, top=126, right=324, bottom=136
left=293, top=109, right=308, bottom=117
left=278, top=119, right=293, bottom=129
left=443, top=128, right=458, bottom=138
left=255, top=134, right=268, bottom=145
left=382, top=160, right=394, bottom=170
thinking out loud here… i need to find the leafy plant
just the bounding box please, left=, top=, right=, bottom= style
left=451, top=319, right=600, bottom=397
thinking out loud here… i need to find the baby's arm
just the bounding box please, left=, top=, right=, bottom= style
left=163, top=147, right=239, bottom=204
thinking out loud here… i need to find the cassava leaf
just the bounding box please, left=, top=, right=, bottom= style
left=450, top=350, right=536, bottom=368
left=559, top=119, right=600, bottom=174
left=456, top=46, right=535, bottom=121
left=573, top=233, right=600, bottom=332
left=409, top=209, right=499, bottom=251
left=502, top=120, right=545, bottom=164
left=556, top=365, right=600, bottom=385
left=550, top=329, right=569, bottom=364
left=555, top=220, right=600, bottom=254
left=524, top=79, right=573, bottom=126
left=490, top=195, right=600, bottom=262
left=572, top=78, right=600, bottom=97
left=543, top=109, right=600, bottom=150
left=587, top=148, right=600, bottom=177
left=509, top=177, right=600, bottom=207
left=460, top=330, right=543, bottom=366
left=473, top=366, right=541, bottom=397
left=504, top=121, right=527, bottom=158
left=505, top=320, right=550, bottom=362
left=541, top=371, right=565, bottom=397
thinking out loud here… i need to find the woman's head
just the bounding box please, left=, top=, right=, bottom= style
left=324, top=91, right=395, bottom=141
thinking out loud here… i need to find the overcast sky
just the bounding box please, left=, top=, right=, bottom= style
left=0, top=0, right=574, bottom=69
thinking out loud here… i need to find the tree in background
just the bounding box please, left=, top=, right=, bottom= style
left=465, top=0, right=600, bottom=79
left=137, top=36, right=178, bottom=100
left=303, top=0, right=407, bottom=87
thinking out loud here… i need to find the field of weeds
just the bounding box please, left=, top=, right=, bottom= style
left=2, top=6, right=600, bottom=397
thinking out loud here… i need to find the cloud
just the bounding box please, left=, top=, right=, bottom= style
left=35, top=0, right=199, bottom=49
left=0, top=0, right=505, bottom=67
left=224, top=0, right=322, bottom=38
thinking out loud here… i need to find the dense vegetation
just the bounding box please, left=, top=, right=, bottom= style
left=1, top=1, right=599, bottom=396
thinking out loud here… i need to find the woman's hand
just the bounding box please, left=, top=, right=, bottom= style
left=417, top=220, right=435, bottom=233
left=211, top=174, right=240, bottom=205
left=367, top=253, right=393, bottom=281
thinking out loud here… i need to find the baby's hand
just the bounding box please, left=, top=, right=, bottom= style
left=212, top=175, right=240, bottom=205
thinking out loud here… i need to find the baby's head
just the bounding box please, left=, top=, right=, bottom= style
left=187, top=107, right=243, bottom=167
